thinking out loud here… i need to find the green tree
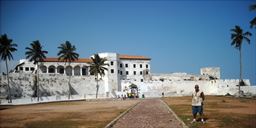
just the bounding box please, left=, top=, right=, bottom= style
left=230, top=25, right=252, bottom=96
left=25, top=40, right=48, bottom=102
left=249, top=4, right=256, bottom=28
left=89, top=54, right=108, bottom=99
left=57, top=41, right=79, bottom=100
left=0, top=34, right=17, bottom=103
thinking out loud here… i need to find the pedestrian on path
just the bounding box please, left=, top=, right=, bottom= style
left=191, top=84, right=205, bottom=123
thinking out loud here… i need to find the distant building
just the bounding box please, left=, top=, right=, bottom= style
left=200, top=67, right=220, bottom=79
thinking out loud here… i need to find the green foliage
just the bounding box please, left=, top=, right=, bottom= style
left=57, top=41, right=79, bottom=63
left=230, top=25, right=251, bottom=50
left=25, top=40, right=48, bottom=64
left=0, top=34, right=17, bottom=61
left=89, top=54, right=108, bottom=79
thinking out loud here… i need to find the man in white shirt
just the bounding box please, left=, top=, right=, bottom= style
left=191, top=85, right=205, bottom=123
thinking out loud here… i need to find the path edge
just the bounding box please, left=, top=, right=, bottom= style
left=160, top=99, right=188, bottom=128
left=104, top=100, right=141, bottom=128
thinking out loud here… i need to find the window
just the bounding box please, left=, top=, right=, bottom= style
left=146, top=71, right=149, bottom=75
left=40, top=66, right=47, bottom=73
left=82, top=67, right=87, bottom=75
left=146, top=64, right=148, bottom=68
left=125, top=64, right=128, bottom=67
left=111, top=61, right=114, bottom=66
left=133, top=64, right=136, bottom=68
left=49, top=66, right=56, bottom=73
left=111, top=69, right=114, bottom=73
left=126, top=71, right=129, bottom=75
left=141, top=79, right=143, bottom=82
left=20, top=67, right=23, bottom=71
left=120, top=71, right=123, bottom=75
left=58, top=66, right=65, bottom=74
left=140, top=71, right=143, bottom=75
left=120, top=64, right=123, bottom=68
left=25, top=67, right=29, bottom=71
left=30, top=67, right=35, bottom=71
left=133, top=71, right=136, bottom=75
left=140, top=64, right=142, bottom=68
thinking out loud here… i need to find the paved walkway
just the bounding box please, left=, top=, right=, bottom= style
left=111, top=99, right=184, bottom=128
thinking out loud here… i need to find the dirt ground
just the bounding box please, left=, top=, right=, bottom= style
left=0, top=99, right=139, bottom=128
left=163, top=96, right=256, bottom=128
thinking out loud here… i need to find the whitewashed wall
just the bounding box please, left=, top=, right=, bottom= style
left=0, top=73, right=106, bottom=99
left=121, top=79, right=254, bottom=98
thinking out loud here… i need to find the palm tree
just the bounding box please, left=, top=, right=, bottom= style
left=249, top=4, right=256, bottom=28
left=230, top=25, right=252, bottom=96
left=0, top=34, right=17, bottom=103
left=57, top=41, right=79, bottom=100
left=25, top=40, right=48, bottom=102
left=89, top=54, right=108, bottom=99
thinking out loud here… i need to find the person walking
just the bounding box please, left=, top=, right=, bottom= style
left=191, top=85, right=205, bottom=123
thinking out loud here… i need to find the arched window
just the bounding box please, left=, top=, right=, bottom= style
left=48, top=65, right=56, bottom=73
left=74, top=66, right=80, bottom=76
left=82, top=66, right=88, bottom=76
left=40, top=65, right=47, bottom=73
left=66, top=66, right=72, bottom=76
left=57, top=66, right=64, bottom=74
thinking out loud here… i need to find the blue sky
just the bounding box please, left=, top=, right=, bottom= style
left=0, top=0, right=255, bottom=85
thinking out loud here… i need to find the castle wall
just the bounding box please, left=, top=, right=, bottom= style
left=121, top=79, right=254, bottom=98
left=0, top=73, right=106, bottom=99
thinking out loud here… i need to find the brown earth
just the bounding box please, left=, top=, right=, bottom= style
left=163, top=96, right=256, bottom=128
left=0, top=99, right=139, bottom=128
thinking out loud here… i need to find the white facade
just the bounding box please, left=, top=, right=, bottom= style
left=1, top=52, right=255, bottom=101
left=13, top=52, right=151, bottom=97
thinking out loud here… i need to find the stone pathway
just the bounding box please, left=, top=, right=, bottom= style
left=111, top=99, right=184, bottom=128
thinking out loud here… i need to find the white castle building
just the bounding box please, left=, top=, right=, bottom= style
left=0, top=52, right=255, bottom=102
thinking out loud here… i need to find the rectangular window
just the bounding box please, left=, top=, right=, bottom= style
left=125, top=64, right=128, bottom=67
left=126, top=71, right=129, bottom=75
left=140, top=71, right=143, bottom=75
left=30, top=67, right=35, bottom=71
left=111, top=69, right=114, bottom=73
left=111, top=61, right=114, bottom=66
left=146, top=71, right=149, bottom=75
left=120, top=71, right=123, bottom=75
left=140, top=64, right=142, bottom=68
left=25, top=67, right=29, bottom=71
left=146, top=64, right=148, bottom=68
left=133, top=64, right=136, bottom=68
left=120, top=64, right=123, bottom=68
left=141, top=79, right=143, bottom=82
left=20, top=67, right=23, bottom=71
left=133, top=71, right=136, bottom=75
left=82, top=68, right=87, bottom=75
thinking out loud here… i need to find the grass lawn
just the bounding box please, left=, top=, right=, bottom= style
left=163, top=96, right=256, bottom=128
left=0, top=99, right=139, bottom=128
